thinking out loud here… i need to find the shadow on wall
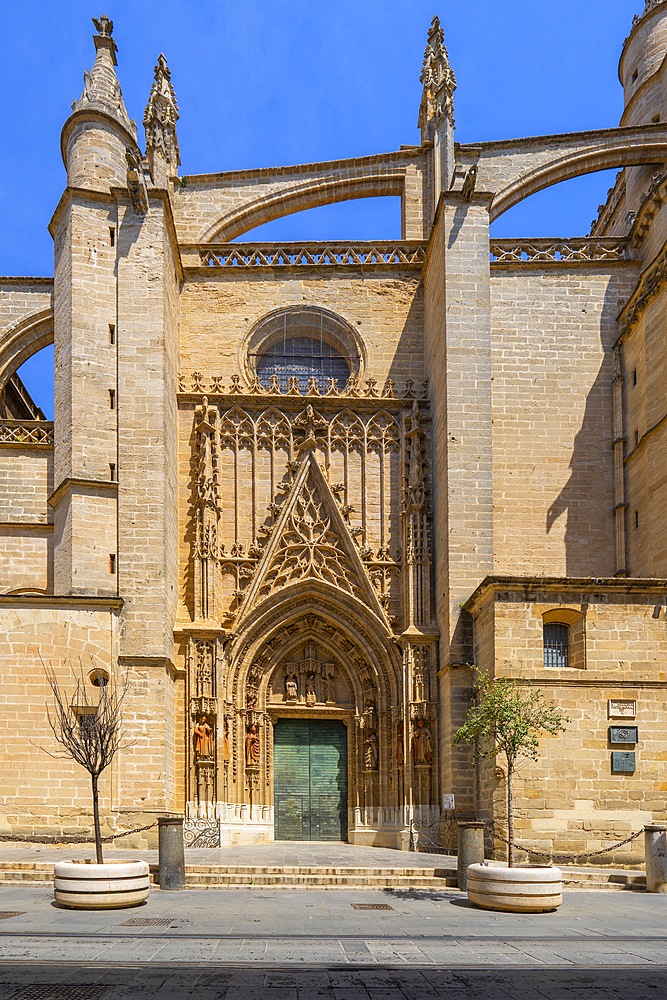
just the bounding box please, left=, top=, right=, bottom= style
left=545, top=276, right=628, bottom=577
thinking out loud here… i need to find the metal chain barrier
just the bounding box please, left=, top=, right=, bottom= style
left=0, top=821, right=159, bottom=845
left=409, top=818, right=644, bottom=862
left=487, top=824, right=644, bottom=862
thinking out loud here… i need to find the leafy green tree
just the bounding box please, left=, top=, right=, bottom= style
left=453, top=670, right=568, bottom=867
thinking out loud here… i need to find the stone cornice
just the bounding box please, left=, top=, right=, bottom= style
left=0, top=522, right=53, bottom=532
left=48, top=476, right=118, bottom=510
left=0, top=277, right=53, bottom=286
left=0, top=594, right=123, bottom=610
left=463, top=575, right=667, bottom=613
left=48, top=186, right=115, bottom=237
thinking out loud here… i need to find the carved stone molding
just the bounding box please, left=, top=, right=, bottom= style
left=618, top=240, right=667, bottom=337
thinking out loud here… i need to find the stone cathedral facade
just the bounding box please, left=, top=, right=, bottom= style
left=2, top=6, right=667, bottom=859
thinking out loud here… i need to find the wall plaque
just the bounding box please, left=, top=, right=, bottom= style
left=611, top=752, right=636, bottom=773
left=608, top=699, right=636, bottom=719
left=609, top=726, right=638, bottom=745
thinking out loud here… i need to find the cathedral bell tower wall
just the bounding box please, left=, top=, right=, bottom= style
left=619, top=3, right=667, bottom=219
left=50, top=191, right=119, bottom=596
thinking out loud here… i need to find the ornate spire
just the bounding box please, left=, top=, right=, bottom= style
left=72, top=15, right=136, bottom=139
left=418, top=15, right=457, bottom=138
left=143, top=54, right=181, bottom=177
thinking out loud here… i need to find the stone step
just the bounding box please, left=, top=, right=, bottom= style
left=0, top=861, right=647, bottom=892
left=562, top=871, right=646, bottom=891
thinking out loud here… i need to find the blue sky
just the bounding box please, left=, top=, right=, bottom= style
left=0, top=1, right=646, bottom=416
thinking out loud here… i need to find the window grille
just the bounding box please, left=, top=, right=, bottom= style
left=256, top=336, right=350, bottom=392
left=543, top=623, right=569, bottom=668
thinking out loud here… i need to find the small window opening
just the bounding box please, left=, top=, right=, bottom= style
left=108, top=389, right=115, bottom=409
left=109, top=324, right=116, bottom=345
left=633, top=369, right=637, bottom=386
left=109, top=553, right=116, bottom=574
left=632, top=68, right=639, bottom=83
left=109, top=227, right=116, bottom=248
left=88, top=668, right=109, bottom=688
left=634, top=510, right=640, bottom=529
left=634, top=429, right=639, bottom=447
left=653, top=114, right=661, bottom=124
left=109, top=463, right=116, bottom=481
left=76, top=707, right=98, bottom=737
left=543, top=622, right=569, bottom=669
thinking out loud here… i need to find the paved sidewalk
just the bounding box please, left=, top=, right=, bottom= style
left=0, top=884, right=663, bottom=966
left=0, top=886, right=665, bottom=997
left=0, top=964, right=663, bottom=999
left=0, top=842, right=452, bottom=868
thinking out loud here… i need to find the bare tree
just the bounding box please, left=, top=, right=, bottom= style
left=40, top=663, right=131, bottom=864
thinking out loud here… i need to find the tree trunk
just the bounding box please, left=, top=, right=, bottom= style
left=91, top=773, right=104, bottom=864
left=507, top=762, right=514, bottom=868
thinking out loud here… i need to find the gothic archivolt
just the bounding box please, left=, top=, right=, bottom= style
left=182, top=385, right=438, bottom=832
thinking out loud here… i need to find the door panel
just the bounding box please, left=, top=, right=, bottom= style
left=274, top=719, right=347, bottom=841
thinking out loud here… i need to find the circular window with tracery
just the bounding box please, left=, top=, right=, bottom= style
left=246, top=306, right=363, bottom=393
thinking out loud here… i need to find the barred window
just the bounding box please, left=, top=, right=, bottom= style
left=257, top=336, right=350, bottom=392
left=543, top=623, right=569, bottom=669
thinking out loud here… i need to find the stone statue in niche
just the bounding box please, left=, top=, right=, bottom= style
left=306, top=674, right=317, bottom=705
left=193, top=715, right=214, bottom=759
left=245, top=724, right=261, bottom=768
left=285, top=673, right=298, bottom=701
left=364, top=730, right=379, bottom=771
left=412, top=718, right=432, bottom=766
left=196, top=761, right=214, bottom=815
left=322, top=664, right=336, bottom=704
left=396, top=721, right=405, bottom=767
left=195, top=642, right=214, bottom=698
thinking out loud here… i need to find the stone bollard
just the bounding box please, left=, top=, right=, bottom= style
left=645, top=825, right=667, bottom=893
left=158, top=816, right=186, bottom=890
left=457, top=821, right=486, bottom=891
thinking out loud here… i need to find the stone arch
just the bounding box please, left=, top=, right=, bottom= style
left=201, top=174, right=406, bottom=244
left=0, top=309, right=53, bottom=392
left=229, top=582, right=401, bottom=710
left=242, top=304, right=367, bottom=387
left=491, top=136, right=667, bottom=221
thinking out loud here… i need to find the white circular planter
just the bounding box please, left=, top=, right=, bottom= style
left=54, top=859, right=150, bottom=910
left=467, top=863, right=563, bottom=913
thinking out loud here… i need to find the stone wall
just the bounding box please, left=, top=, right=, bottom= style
left=468, top=582, right=667, bottom=865
left=0, top=442, right=53, bottom=594
left=179, top=269, right=424, bottom=389
left=491, top=265, right=640, bottom=579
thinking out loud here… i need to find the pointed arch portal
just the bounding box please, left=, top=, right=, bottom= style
left=184, top=387, right=440, bottom=846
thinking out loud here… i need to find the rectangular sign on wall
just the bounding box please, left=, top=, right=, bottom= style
left=611, top=752, right=636, bottom=773
left=609, top=726, right=638, bottom=745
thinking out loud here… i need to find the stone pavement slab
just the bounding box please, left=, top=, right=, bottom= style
left=0, top=885, right=664, bottom=971
left=0, top=965, right=664, bottom=999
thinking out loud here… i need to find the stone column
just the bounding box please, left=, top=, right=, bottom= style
left=457, top=821, right=486, bottom=891
left=645, top=825, right=667, bottom=892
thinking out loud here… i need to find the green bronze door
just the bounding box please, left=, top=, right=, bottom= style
left=274, top=719, right=348, bottom=841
